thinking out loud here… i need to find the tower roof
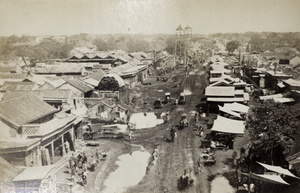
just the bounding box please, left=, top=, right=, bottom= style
left=176, top=24, right=183, bottom=31
left=185, top=25, right=192, bottom=30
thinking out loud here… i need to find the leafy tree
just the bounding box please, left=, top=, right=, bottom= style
left=93, top=38, right=109, bottom=51
left=226, top=40, right=239, bottom=53
left=295, top=38, right=300, bottom=52
left=246, top=100, right=300, bottom=157
left=97, top=76, right=121, bottom=91
left=248, top=34, right=266, bottom=53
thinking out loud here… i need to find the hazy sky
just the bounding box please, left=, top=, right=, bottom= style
left=0, top=0, right=300, bottom=36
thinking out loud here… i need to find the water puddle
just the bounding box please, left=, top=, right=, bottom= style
left=182, top=89, right=192, bottom=96
left=102, top=149, right=151, bottom=193
left=211, top=176, right=235, bottom=193
left=129, top=112, right=164, bottom=129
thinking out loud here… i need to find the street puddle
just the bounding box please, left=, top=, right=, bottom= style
left=129, top=112, right=164, bottom=129
left=182, top=89, right=192, bottom=95
left=211, top=175, right=235, bottom=193
left=102, top=149, right=151, bottom=193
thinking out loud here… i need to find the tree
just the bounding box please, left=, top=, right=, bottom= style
left=246, top=100, right=300, bottom=158
left=97, top=77, right=120, bottom=91
left=226, top=40, right=239, bottom=53
left=93, top=38, right=109, bottom=51
left=248, top=34, right=266, bottom=53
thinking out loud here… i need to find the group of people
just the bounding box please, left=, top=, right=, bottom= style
left=69, top=152, right=88, bottom=185
left=178, top=169, right=194, bottom=190
left=68, top=149, right=108, bottom=186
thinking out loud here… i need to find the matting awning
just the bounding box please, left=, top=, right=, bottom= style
left=257, top=162, right=300, bottom=179
left=211, top=115, right=244, bottom=134
left=218, top=105, right=242, bottom=118
left=241, top=172, right=289, bottom=185
left=223, top=102, right=249, bottom=113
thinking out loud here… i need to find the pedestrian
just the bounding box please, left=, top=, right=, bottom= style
left=82, top=161, right=87, bottom=172
left=64, top=140, right=70, bottom=153
left=81, top=170, right=87, bottom=186
left=95, top=149, right=100, bottom=163
left=90, top=156, right=97, bottom=171
left=82, top=152, right=87, bottom=164
left=69, top=158, right=76, bottom=181
left=196, top=159, right=203, bottom=173
left=129, top=130, right=133, bottom=141
left=170, top=126, right=175, bottom=142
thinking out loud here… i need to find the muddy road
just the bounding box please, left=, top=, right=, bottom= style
left=123, top=64, right=211, bottom=193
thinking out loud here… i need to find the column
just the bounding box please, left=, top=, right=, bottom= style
left=51, top=142, right=55, bottom=157
left=61, top=135, right=65, bottom=157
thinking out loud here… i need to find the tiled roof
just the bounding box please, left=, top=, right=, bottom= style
left=0, top=66, right=18, bottom=73
left=35, top=65, right=83, bottom=74
left=0, top=73, right=26, bottom=79
left=0, top=93, right=58, bottom=128
left=0, top=81, right=36, bottom=92
left=66, top=79, right=93, bottom=93
left=88, top=70, right=106, bottom=81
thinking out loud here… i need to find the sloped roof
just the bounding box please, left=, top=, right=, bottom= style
left=0, top=156, right=23, bottom=183
left=0, top=65, right=19, bottom=73
left=35, top=65, right=83, bottom=74
left=88, top=70, right=106, bottom=81
left=0, top=73, right=26, bottom=79
left=211, top=115, right=244, bottom=134
left=2, top=89, right=72, bottom=101
left=66, top=79, right=93, bottom=93
left=176, top=24, right=183, bottom=31
left=109, top=63, right=137, bottom=75
left=82, top=78, right=99, bottom=87
left=0, top=93, right=58, bottom=128
left=205, top=86, right=235, bottom=97
left=13, top=165, right=53, bottom=181
left=0, top=81, right=36, bottom=92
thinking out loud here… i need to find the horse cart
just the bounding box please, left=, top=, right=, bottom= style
left=82, top=124, right=128, bottom=140
left=179, top=113, right=189, bottom=129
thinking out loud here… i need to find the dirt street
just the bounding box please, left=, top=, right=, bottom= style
left=57, top=63, right=238, bottom=193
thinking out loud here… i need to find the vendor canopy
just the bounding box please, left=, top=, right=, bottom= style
left=241, top=172, right=290, bottom=185
left=223, top=102, right=249, bottom=113
left=218, top=105, right=242, bottom=119
left=257, top=162, right=300, bottom=179
left=211, top=115, right=245, bottom=134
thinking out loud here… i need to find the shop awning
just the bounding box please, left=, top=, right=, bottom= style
left=257, top=162, right=300, bottom=179
left=218, top=105, right=242, bottom=118
left=273, top=98, right=295, bottom=103
left=277, top=82, right=286, bottom=88
left=207, top=97, right=244, bottom=102
left=241, top=172, right=289, bottom=185
left=259, top=92, right=290, bottom=101
left=223, top=102, right=249, bottom=113
left=211, top=115, right=245, bottom=134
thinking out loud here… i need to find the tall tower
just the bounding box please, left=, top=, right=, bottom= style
left=175, top=24, right=192, bottom=66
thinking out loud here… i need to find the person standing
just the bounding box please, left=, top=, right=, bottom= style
left=81, top=170, right=87, bottom=186
left=64, top=141, right=70, bottom=153
left=95, top=149, right=100, bottom=163
left=170, top=126, right=175, bottom=142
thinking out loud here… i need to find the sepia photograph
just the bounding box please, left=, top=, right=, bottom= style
left=0, top=0, right=300, bottom=192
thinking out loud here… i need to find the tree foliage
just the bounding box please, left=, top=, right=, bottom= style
left=97, top=77, right=120, bottom=91
left=226, top=40, right=239, bottom=53
left=246, top=100, right=299, bottom=153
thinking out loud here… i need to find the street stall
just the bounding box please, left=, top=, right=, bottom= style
left=210, top=115, right=245, bottom=149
